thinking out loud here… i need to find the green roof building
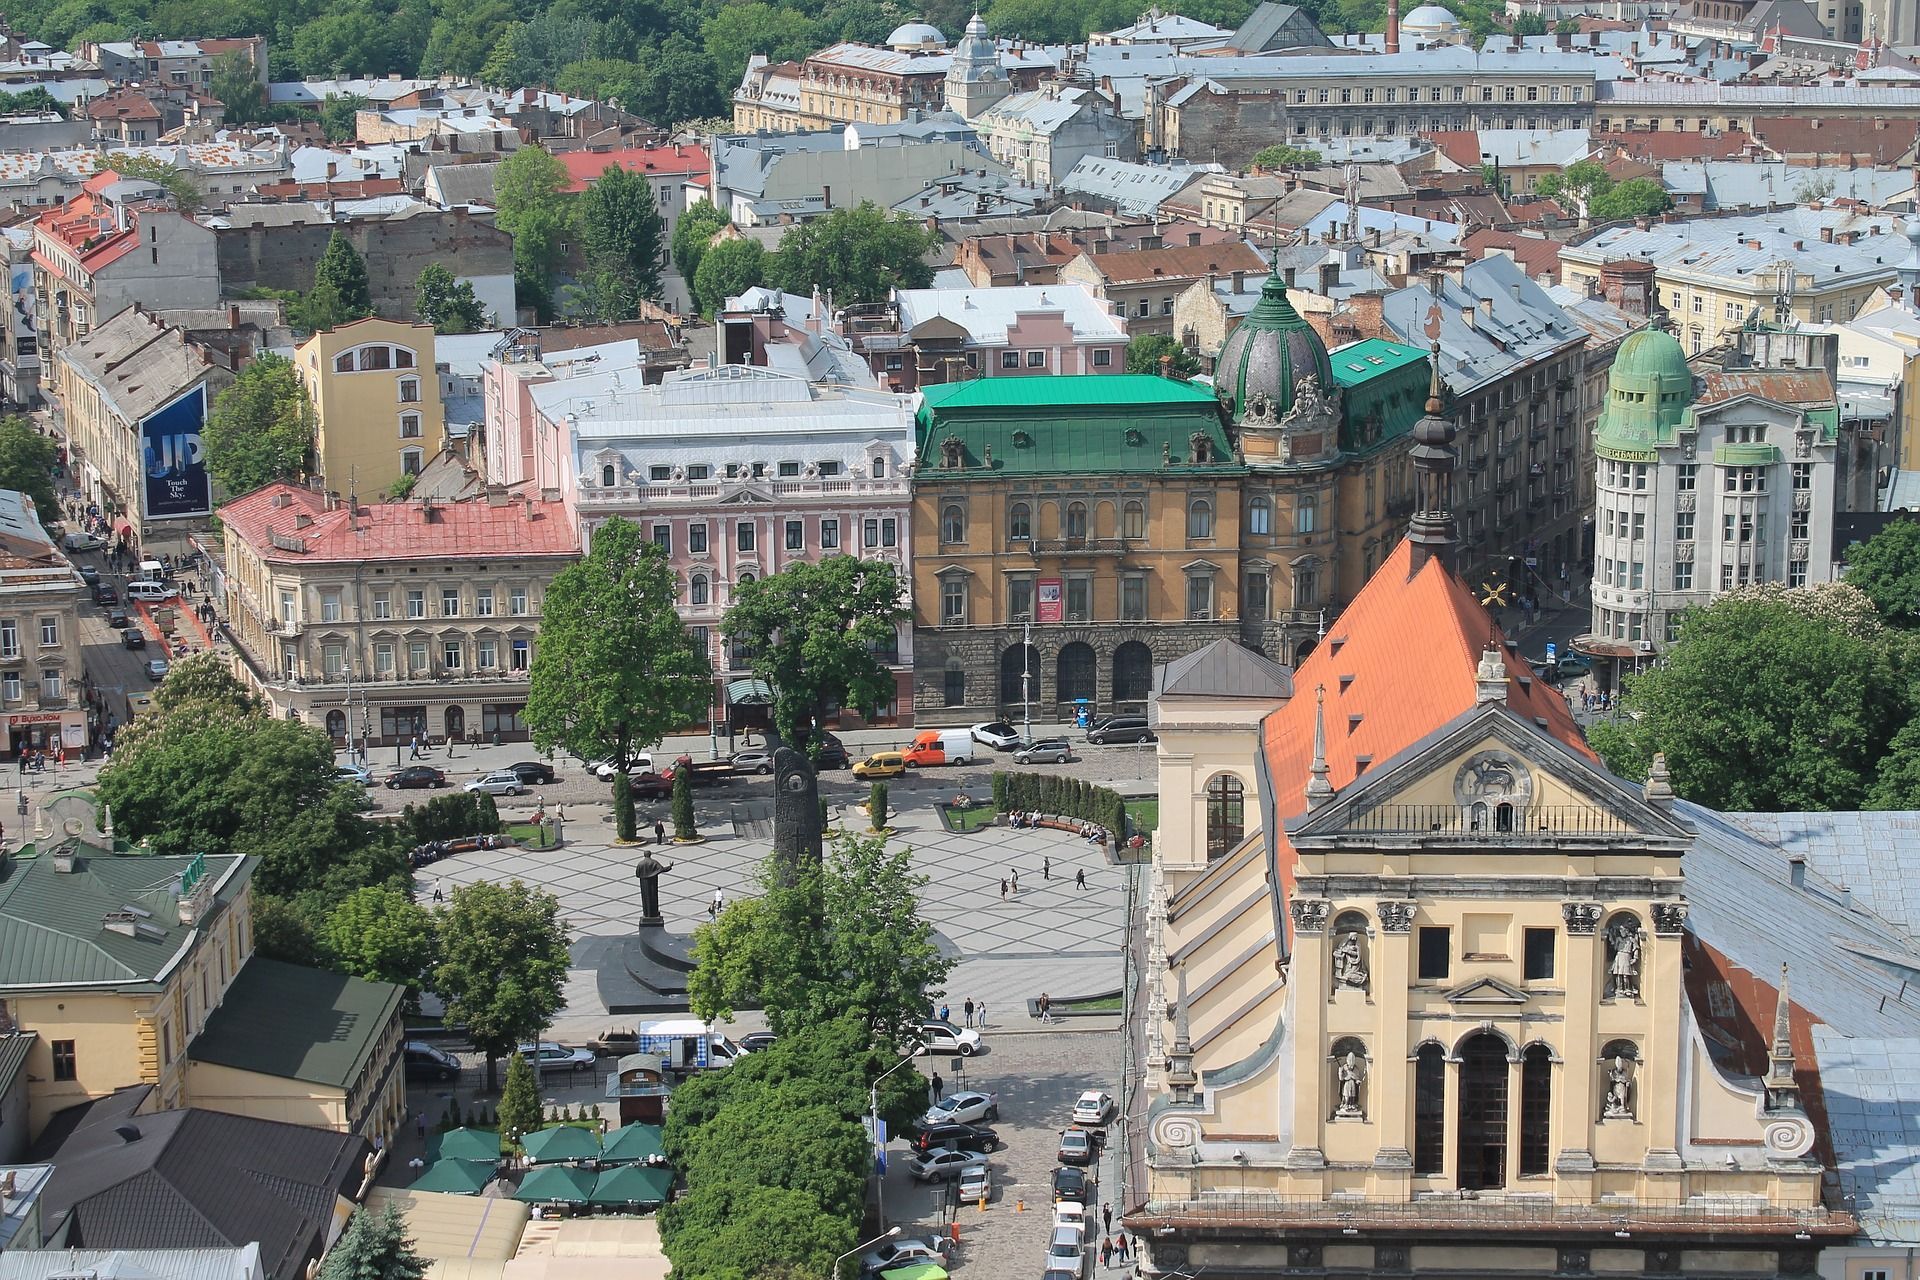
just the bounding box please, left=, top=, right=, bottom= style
left=914, top=374, right=1240, bottom=475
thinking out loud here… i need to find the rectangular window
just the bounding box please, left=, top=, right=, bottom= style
left=1675, top=510, right=1694, bottom=541
left=477, top=639, right=496, bottom=668
left=1523, top=927, right=1556, bottom=980
left=1792, top=462, right=1812, bottom=490
left=1009, top=577, right=1034, bottom=622
left=821, top=519, right=839, bottom=549
left=40, top=670, right=59, bottom=700
left=509, top=588, right=528, bottom=616
left=943, top=669, right=965, bottom=706
left=409, top=641, right=429, bottom=673
left=278, top=591, right=295, bottom=624
left=373, top=642, right=394, bottom=675
left=37, top=617, right=56, bottom=647
left=1027, top=350, right=1046, bottom=368
left=1789, top=559, right=1809, bottom=587
left=687, top=465, right=710, bottom=481
left=1121, top=576, right=1146, bottom=621
left=442, top=640, right=462, bottom=669
left=51, top=1039, right=76, bottom=1081
left=882, top=518, right=898, bottom=547
left=864, top=518, right=879, bottom=548
left=778, top=461, right=801, bottom=477
left=1066, top=577, right=1090, bottom=621
left=407, top=590, right=425, bottom=619
left=1790, top=508, right=1809, bottom=539
left=650, top=465, right=672, bottom=481
left=1001, top=351, right=1020, bottom=370
left=2, top=672, right=18, bottom=701
left=1673, top=562, right=1693, bottom=590
left=941, top=579, right=966, bottom=624
left=785, top=519, right=804, bottom=551
left=689, top=523, right=709, bottom=554
left=477, top=588, right=494, bottom=617
left=373, top=591, right=392, bottom=620
left=441, top=588, right=459, bottom=617
left=1417, top=926, right=1450, bottom=980
left=1093, top=348, right=1111, bottom=367
left=652, top=523, right=672, bottom=555
left=0, top=621, right=14, bottom=659
left=482, top=703, right=525, bottom=735
left=737, top=521, right=756, bottom=552
left=511, top=639, right=531, bottom=670
left=322, top=643, right=345, bottom=677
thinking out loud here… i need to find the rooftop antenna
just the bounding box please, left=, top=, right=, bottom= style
left=1343, top=163, right=1360, bottom=242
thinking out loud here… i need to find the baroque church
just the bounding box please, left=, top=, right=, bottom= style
left=1134, top=351, right=1844, bottom=1278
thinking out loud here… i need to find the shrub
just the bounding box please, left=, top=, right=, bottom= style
left=869, top=782, right=889, bottom=831
left=991, top=771, right=1009, bottom=811
left=614, top=773, right=636, bottom=841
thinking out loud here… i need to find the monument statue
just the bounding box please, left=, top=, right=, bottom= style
left=1331, top=929, right=1369, bottom=991
left=634, top=849, right=674, bottom=925
left=773, top=745, right=824, bottom=880
left=1335, top=1051, right=1366, bottom=1117
left=1606, top=918, right=1643, bottom=1001
left=1603, top=1054, right=1634, bottom=1119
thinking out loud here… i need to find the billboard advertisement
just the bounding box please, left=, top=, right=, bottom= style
left=1037, top=577, right=1063, bottom=624
left=141, top=383, right=210, bottom=519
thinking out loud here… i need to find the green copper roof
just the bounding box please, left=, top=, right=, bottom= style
left=1329, top=338, right=1434, bottom=456
left=916, top=374, right=1239, bottom=476
left=1213, top=261, right=1334, bottom=422
left=1595, top=326, right=1694, bottom=458
left=918, top=374, right=1217, bottom=411
left=1328, top=339, right=1429, bottom=388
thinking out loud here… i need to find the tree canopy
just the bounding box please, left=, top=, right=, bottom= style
left=0, top=417, right=59, bottom=522
left=672, top=198, right=729, bottom=282
left=494, top=145, right=574, bottom=300
left=767, top=203, right=939, bottom=306
left=323, top=885, right=439, bottom=1003
left=299, top=232, right=375, bottom=331
left=690, top=237, right=764, bottom=316
left=1250, top=143, right=1323, bottom=171
left=1126, top=333, right=1201, bottom=378
left=318, top=1205, right=426, bottom=1280
left=1845, top=520, right=1920, bottom=628
left=575, top=163, right=667, bottom=320
left=431, top=879, right=571, bottom=1089
left=414, top=263, right=489, bottom=334
left=204, top=354, right=315, bottom=496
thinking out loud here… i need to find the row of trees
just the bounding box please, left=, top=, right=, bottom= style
left=1591, top=527, right=1920, bottom=812
left=1530, top=159, right=1675, bottom=222
left=993, top=770, right=1130, bottom=838
left=494, top=148, right=668, bottom=323
left=673, top=199, right=942, bottom=318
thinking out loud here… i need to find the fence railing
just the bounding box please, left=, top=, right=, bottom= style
left=1330, top=804, right=1647, bottom=839
left=1131, top=1192, right=1849, bottom=1233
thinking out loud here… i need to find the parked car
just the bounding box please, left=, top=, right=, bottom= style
left=121, top=628, right=146, bottom=650
left=333, top=764, right=373, bottom=785
left=584, top=753, right=653, bottom=780
left=1053, top=1165, right=1093, bottom=1203
left=93, top=583, right=119, bottom=606
left=516, top=1041, right=597, bottom=1074
left=858, top=1236, right=952, bottom=1275
left=62, top=530, right=104, bottom=552
left=970, top=721, right=1022, bottom=751
left=913, top=1121, right=1001, bottom=1154
left=1054, top=1201, right=1087, bottom=1230
left=628, top=770, right=674, bottom=800
left=736, top=1031, right=778, bottom=1055
left=1015, top=738, right=1074, bottom=765
left=505, top=761, right=556, bottom=785
left=144, top=658, right=170, bottom=680
left=920, top=1090, right=998, bottom=1126
left=1085, top=715, right=1155, bottom=745
left=1048, top=1225, right=1087, bottom=1276
left=385, top=765, right=448, bottom=790
left=76, top=565, right=99, bottom=585
left=810, top=738, right=851, bottom=770
left=957, top=1161, right=992, bottom=1204
left=105, top=606, right=129, bottom=628
left=1057, top=1128, right=1096, bottom=1166
left=404, top=1041, right=461, bottom=1082
left=465, top=770, right=526, bottom=796
left=852, top=751, right=907, bottom=779
left=126, top=579, right=175, bottom=602
left=1530, top=653, right=1593, bottom=683
left=904, top=1146, right=988, bottom=1182
left=915, top=1020, right=982, bottom=1056
left=1071, top=1090, right=1116, bottom=1126
left=731, top=749, right=775, bottom=775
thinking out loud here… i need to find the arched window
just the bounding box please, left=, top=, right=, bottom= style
left=444, top=706, right=465, bottom=741
left=601, top=463, right=617, bottom=487
left=872, top=455, right=886, bottom=478
left=1122, top=500, right=1146, bottom=539
left=1112, top=641, right=1152, bottom=703
left=324, top=709, right=347, bottom=739
left=1205, top=773, right=1244, bottom=858
left=1457, top=1032, right=1510, bottom=1191
left=1495, top=802, right=1516, bottom=832
left=1066, top=502, right=1088, bottom=540
left=942, top=504, right=966, bottom=543
left=1000, top=643, right=1041, bottom=709
left=1056, top=641, right=1095, bottom=705
left=1413, top=1043, right=1446, bottom=1175
left=334, top=351, right=354, bottom=373
left=689, top=574, right=709, bottom=606
left=1519, top=1044, right=1553, bottom=1176
left=1249, top=496, right=1272, bottom=534
left=1008, top=503, right=1031, bottom=540
left=1187, top=499, right=1214, bottom=539
left=739, top=571, right=756, bottom=587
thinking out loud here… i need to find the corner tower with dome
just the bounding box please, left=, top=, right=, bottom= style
left=944, top=13, right=1008, bottom=121
left=1211, top=256, right=1437, bottom=664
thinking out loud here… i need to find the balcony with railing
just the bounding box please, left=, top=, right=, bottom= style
left=1027, top=535, right=1133, bottom=556
left=1297, top=803, right=1654, bottom=842
left=1133, top=1192, right=1849, bottom=1236
left=578, top=475, right=910, bottom=507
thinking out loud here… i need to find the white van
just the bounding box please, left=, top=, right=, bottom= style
left=61, top=531, right=103, bottom=551
left=138, top=559, right=166, bottom=580
left=126, top=580, right=175, bottom=602
left=635, top=1017, right=739, bottom=1075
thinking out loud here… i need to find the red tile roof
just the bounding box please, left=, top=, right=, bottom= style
left=32, top=174, right=153, bottom=271
left=1751, top=115, right=1919, bottom=166
left=1425, top=130, right=1485, bottom=171
left=252, top=177, right=408, bottom=201
left=219, top=483, right=579, bottom=564
left=1464, top=227, right=1563, bottom=278
left=559, top=144, right=710, bottom=194
left=85, top=88, right=162, bottom=122
left=1697, top=369, right=1833, bottom=408
left=1081, top=240, right=1266, bottom=285
left=1602, top=129, right=1753, bottom=163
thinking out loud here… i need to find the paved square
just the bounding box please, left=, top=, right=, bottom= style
left=420, top=798, right=1134, bottom=1038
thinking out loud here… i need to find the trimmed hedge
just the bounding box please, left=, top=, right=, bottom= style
left=994, top=771, right=1131, bottom=838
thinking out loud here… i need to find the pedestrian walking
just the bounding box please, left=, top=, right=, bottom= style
left=977, top=999, right=987, bottom=1027
left=1043, top=854, right=1052, bottom=880
left=432, top=878, right=444, bottom=904
left=447, top=738, right=455, bottom=758
left=1122, top=1234, right=1133, bottom=1262
left=1038, top=992, right=1053, bottom=1023
left=409, top=736, right=421, bottom=760
left=1000, top=877, right=1008, bottom=901
left=931, top=1070, right=943, bottom=1099
left=1011, top=870, right=1019, bottom=895
left=1103, top=1204, right=1113, bottom=1233
left=415, top=1111, right=427, bottom=1138
left=712, top=887, right=724, bottom=918
left=1101, top=1238, right=1112, bottom=1268
left=1076, top=868, right=1088, bottom=890
left=939, top=1002, right=950, bottom=1023
left=655, top=821, right=666, bottom=845
left=963, top=997, right=975, bottom=1025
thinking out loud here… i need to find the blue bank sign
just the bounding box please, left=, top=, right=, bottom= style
left=141, top=383, right=209, bottom=520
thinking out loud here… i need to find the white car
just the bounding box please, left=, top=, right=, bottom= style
left=1048, top=1225, right=1087, bottom=1275
left=1055, top=1200, right=1087, bottom=1230
left=915, top=1020, right=982, bottom=1056
left=958, top=1161, right=991, bottom=1203
left=584, top=752, right=654, bottom=780
left=464, top=770, right=526, bottom=796
left=920, top=1090, right=998, bottom=1126
left=858, top=1236, right=952, bottom=1274
left=516, top=1041, right=596, bottom=1073
left=333, top=764, right=373, bottom=786
left=1071, top=1090, right=1116, bottom=1126
left=970, top=721, right=1022, bottom=751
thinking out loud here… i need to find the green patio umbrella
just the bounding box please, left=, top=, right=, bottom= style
left=520, top=1125, right=602, bottom=1164
left=589, top=1163, right=673, bottom=1207
left=513, top=1165, right=596, bottom=1204
left=876, top=1264, right=948, bottom=1280
left=426, top=1127, right=501, bottom=1162
left=408, top=1159, right=496, bottom=1196
left=597, top=1124, right=665, bottom=1165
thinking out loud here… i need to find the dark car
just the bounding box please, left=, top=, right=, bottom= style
left=1530, top=653, right=1593, bottom=684
left=404, top=1040, right=461, bottom=1082
left=737, top=1030, right=779, bottom=1055
left=914, top=1122, right=1001, bottom=1154
left=628, top=770, right=673, bottom=800
left=1053, top=1165, right=1093, bottom=1203
left=1085, top=715, right=1155, bottom=745
left=106, top=606, right=130, bottom=628
left=386, top=765, right=448, bottom=789
left=121, top=628, right=146, bottom=650
left=506, top=761, right=557, bottom=786
left=92, top=583, right=118, bottom=606
left=77, top=565, right=99, bottom=586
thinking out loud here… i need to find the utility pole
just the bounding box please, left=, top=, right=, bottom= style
left=1021, top=617, right=1033, bottom=744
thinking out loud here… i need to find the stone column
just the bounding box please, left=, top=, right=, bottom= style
left=1372, top=900, right=1416, bottom=1191
left=1643, top=901, right=1689, bottom=1182
left=1556, top=901, right=1601, bottom=1192
left=1286, top=897, right=1331, bottom=1170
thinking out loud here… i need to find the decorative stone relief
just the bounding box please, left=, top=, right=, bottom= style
left=1605, top=916, right=1644, bottom=1000
left=1377, top=900, right=1417, bottom=933
left=1453, top=750, right=1534, bottom=810
left=1650, top=902, right=1689, bottom=935
left=1676, top=491, right=1696, bottom=513
left=1334, top=1049, right=1367, bottom=1117
left=1674, top=541, right=1695, bottom=563
left=1556, top=1246, right=1592, bottom=1275
left=1331, top=927, right=1370, bottom=991
left=1602, top=1053, right=1635, bottom=1119
left=1290, top=898, right=1330, bottom=933
left=1374, top=1245, right=1409, bottom=1273
left=1562, top=902, right=1602, bottom=934
left=1793, top=490, right=1812, bottom=511
left=1790, top=539, right=1810, bottom=561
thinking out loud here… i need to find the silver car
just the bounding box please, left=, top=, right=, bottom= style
left=516, top=1041, right=596, bottom=1073
left=731, top=750, right=774, bottom=775
left=464, top=770, right=526, bottom=796
left=1014, top=738, right=1074, bottom=765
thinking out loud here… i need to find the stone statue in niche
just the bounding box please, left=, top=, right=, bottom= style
left=1603, top=1054, right=1634, bottom=1119
left=1335, top=1051, right=1366, bottom=1117
left=1331, top=929, right=1369, bottom=991
left=1606, top=918, right=1643, bottom=1001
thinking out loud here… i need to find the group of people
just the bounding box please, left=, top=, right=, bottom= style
left=1006, top=811, right=1110, bottom=848
left=934, top=998, right=988, bottom=1028
left=14, top=746, right=63, bottom=774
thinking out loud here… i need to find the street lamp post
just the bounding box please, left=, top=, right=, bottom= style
left=1021, top=618, right=1033, bottom=745
left=834, top=1226, right=900, bottom=1280
left=869, top=1052, right=920, bottom=1232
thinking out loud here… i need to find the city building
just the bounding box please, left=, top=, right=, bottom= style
left=1058, top=156, right=1219, bottom=219
left=295, top=318, right=446, bottom=499
left=482, top=331, right=687, bottom=492
left=732, top=57, right=806, bottom=132
left=82, top=88, right=161, bottom=144
left=1060, top=240, right=1267, bottom=338
left=972, top=84, right=1137, bottom=189
left=1559, top=210, right=1910, bottom=356
left=217, top=484, right=578, bottom=748
left=706, top=119, right=998, bottom=228
left=84, top=37, right=268, bottom=88
left=838, top=283, right=1127, bottom=391
left=31, top=171, right=219, bottom=361
left=758, top=31, right=1054, bottom=132
left=54, top=306, right=230, bottom=560
left=1133, top=429, right=1841, bottom=1278
left=908, top=374, right=1244, bottom=722
left=0, top=488, right=86, bottom=757
left=1591, top=79, right=1920, bottom=135
left=944, top=14, right=1008, bottom=122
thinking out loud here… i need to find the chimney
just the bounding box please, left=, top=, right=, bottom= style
left=1788, top=854, right=1807, bottom=889
left=1820, top=226, right=1834, bottom=243
left=1386, top=0, right=1401, bottom=53
left=1319, top=262, right=1340, bottom=292
left=1231, top=269, right=1246, bottom=292
left=822, top=184, right=831, bottom=208
left=52, top=842, right=74, bottom=873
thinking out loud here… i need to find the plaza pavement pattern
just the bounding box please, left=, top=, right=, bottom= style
left=418, top=798, right=1133, bottom=1041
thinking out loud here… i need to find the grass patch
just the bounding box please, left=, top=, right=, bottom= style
left=1124, top=799, right=1158, bottom=836
left=1057, top=992, right=1123, bottom=1013
left=505, top=821, right=545, bottom=843
left=946, top=805, right=999, bottom=833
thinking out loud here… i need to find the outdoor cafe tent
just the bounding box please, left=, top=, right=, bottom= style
left=520, top=1125, right=602, bottom=1164
left=409, top=1159, right=497, bottom=1196
left=588, top=1164, right=674, bottom=1208
left=598, top=1125, right=665, bottom=1164
left=428, top=1128, right=503, bottom=1162
left=513, top=1166, right=596, bottom=1205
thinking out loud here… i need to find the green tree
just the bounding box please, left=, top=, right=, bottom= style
left=721, top=556, right=908, bottom=750
left=671, top=765, right=695, bottom=840
left=1869, top=718, right=1920, bottom=809
left=690, top=237, right=764, bottom=316
left=625, top=34, right=726, bottom=127
left=422, top=1, right=516, bottom=77
left=150, top=652, right=261, bottom=717
left=431, top=879, right=571, bottom=1090
left=662, top=1182, right=856, bottom=1279
left=318, top=93, right=370, bottom=144
left=0, top=417, right=59, bottom=522
left=1532, top=157, right=1612, bottom=213
left=322, top=885, right=438, bottom=1002
left=309, top=231, right=373, bottom=326
left=867, top=782, right=888, bottom=832
left=577, top=162, right=666, bottom=315
left=1512, top=11, right=1547, bottom=33
left=1588, top=177, right=1674, bottom=222
left=554, top=56, right=648, bottom=110
left=318, top=1205, right=426, bottom=1280
left=1588, top=583, right=1911, bottom=811
left=494, top=145, right=575, bottom=318
left=497, top=1048, right=541, bottom=1140
left=689, top=831, right=950, bottom=1046
left=0, top=87, right=63, bottom=116
left=204, top=353, right=315, bottom=496
left=386, top=473, right=418, bottom=500
left=767, top=203, right=939, bottom=306
left=701, top=2, right=818, bottom=97
left=1846, top=521, right=1920, bottom=627
left=1126, top=333, right=1201, bottom=378
left=209, top=50, right=267, bottom=124
left=103, top=153, right=202, bottom=213
left=1250, top=143, right=1323, bottom=171
left=526, top=517, right=710, bottom=840
left=414, top=263, right=489, bottom=334
left=672, top=198, right=729, bottom=282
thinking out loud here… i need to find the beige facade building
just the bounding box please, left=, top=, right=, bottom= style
left=218, top=483, right=578, bottom=748
left=296, top=317, right=445, bottom=501
left=0, top=489, right=87, bottom=757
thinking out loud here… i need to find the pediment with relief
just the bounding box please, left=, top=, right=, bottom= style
left=718, top=485, right=774, bottom=504
left=1444, top=975, right=1529, bottom=1005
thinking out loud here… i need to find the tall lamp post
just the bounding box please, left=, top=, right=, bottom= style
left=1021, top=618, right=1033, bottom=745
left=869, top=1052, right=920, bottom=1232
left=834, top=1227, right=900, bottom=1280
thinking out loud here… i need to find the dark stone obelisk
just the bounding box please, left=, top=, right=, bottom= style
left=772, top=745, right=824, bottom=882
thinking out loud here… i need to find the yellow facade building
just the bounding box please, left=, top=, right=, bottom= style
left=296, top=317, right=444, bottom=500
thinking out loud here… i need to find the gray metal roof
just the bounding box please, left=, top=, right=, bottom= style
left=1720, top=810, right=1920, bottom=938
left=0, top=1032, right=33, bottom=1098
left=1154, top=638, right=1294, bottom=699
left=1810, top=1029, right=1920, bottom=1244
left=1379, top=253, right=1586, bottom=394
left=1060, top=157, right=1218, bottom=216
left=0, top=1247, right=263, bottom=1280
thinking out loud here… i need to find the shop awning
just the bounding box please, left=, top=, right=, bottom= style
left=520, top=1124, right=602, bottom=1164
left=599, top=1124, right=665, bottom=1165
left=589, top=1164, right=673, bottom=1207
left=513, top=1165, right=596, bottom=1204
left=409, top=1159, right=497, bottom=1196
left=726, top=678, right=773, bottom=705
left=428, top=1127, right=503, bottom=1162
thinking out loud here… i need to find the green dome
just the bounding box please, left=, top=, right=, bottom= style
left=1214, top=263, right=1333, bottom=421
left=1595, top=326, right=1693, bottom=458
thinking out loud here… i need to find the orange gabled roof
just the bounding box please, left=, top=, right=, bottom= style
left=1261, top=538, right=1591, bottom=823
